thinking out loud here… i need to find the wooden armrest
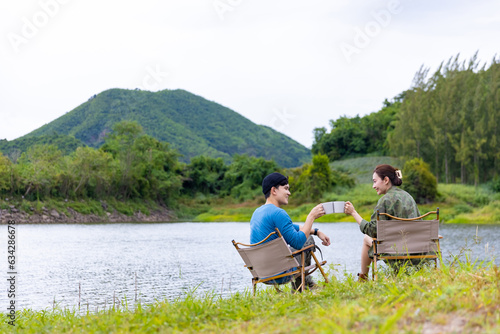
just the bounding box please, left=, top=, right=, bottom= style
left=378, top=210, right=438, bottom=221
left=233, top=231, right=278, bottom=247
left=291, top=244, right=315, bottom=255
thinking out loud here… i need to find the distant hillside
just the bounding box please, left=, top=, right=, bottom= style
left=19, top=89, right=311, bottom=167
left=331, top=156, right=404, bottom=184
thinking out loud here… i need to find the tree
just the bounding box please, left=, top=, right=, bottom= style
left=401, top=158, right=437, bottom=204
left=16, top=144, right=63, bottom=200
left=0, top=153, right=11, bottom=193
left=101, top=121, right=145, bottom=199
left=312, top=101, right=400, bottom=161
left=293, top=154, right=333, bottom=202
left=183, top=156, right=227, bottom=196
left=389, top=53, right=500, bottom=185
left=67, top=147, right=115, bottom=198
left=222, top=154, right=279, bottom=201
left=132, top=135, right=183, bottom=203
left=289, top=154, right=354, bottom=203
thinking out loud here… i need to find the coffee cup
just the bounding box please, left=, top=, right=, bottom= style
left=333, top=201, right=345, bottom=213
left=321, top=201, right=345, bottom=214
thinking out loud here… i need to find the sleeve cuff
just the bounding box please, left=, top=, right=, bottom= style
left=359, top=219, right=369, bottom=234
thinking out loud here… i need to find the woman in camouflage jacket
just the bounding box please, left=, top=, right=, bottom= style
left=344, top=164, right=420, bottom=281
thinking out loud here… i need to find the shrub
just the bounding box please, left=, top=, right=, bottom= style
left=288, top=154, right=355, bottom=203
left=453, top=204, right=473, bottom=214
left=490, top=176, right=500, bottom=193
left=401, top=158, right=437, bottom=204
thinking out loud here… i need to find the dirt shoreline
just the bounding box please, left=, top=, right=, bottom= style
left=0, top=207, right=174, bottom=224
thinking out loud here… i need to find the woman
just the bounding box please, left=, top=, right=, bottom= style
left=344, top=164, right=420, bottom=281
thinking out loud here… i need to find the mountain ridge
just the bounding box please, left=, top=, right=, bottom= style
left=17, top=88, right=311, bottom=167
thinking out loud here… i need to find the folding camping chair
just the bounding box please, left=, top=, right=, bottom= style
left=372, top=208, right=443, bottom=280
left=232, top=228, right=329, bottom=294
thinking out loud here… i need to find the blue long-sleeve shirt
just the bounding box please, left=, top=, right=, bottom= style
left=250, top=204, right=306, bottom=250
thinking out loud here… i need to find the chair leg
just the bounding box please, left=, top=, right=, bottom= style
left=311, top=251, right=329, bottom=283
left=372, top=256, right=377, bottom=280
left=301, top=253, right=305, bottom=292
left=292, top=276, right=303, bottom=293
left=252, top=279, right=256, bottom=296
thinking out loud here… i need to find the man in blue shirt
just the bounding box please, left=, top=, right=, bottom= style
left=250, top=172, right=331, bottom=289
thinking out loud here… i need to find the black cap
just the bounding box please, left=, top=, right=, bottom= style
left=262, top=172, right=288, bottom=195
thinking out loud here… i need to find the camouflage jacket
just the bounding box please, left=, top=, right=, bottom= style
left=360, top=186, right=420, bottom=238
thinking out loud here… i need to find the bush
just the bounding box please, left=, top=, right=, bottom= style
left=490, top=176, right=500, bottom=193
left=453, top=204, right=473, bottom=214
left=288, top=154, right=355, bottom=203
left=401, top=158, right=437, bottom=204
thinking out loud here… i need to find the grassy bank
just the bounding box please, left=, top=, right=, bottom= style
left=2, top=257, right=498, bottom=333
left=2, top=180, right=499, bottom=225
left=191, top=183, right=500, bottom=224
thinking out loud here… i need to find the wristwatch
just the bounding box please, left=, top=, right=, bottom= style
left=314, top=228, right=319, bottom=236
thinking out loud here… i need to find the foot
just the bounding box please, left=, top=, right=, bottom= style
left=305, top=276, right=317, bottom=290
left=357, top=273, right=368, bottom=282
left=292, top=276, right=316, bottom=291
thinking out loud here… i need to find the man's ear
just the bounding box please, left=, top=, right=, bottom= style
left=270, top=186, right=277, bottom=195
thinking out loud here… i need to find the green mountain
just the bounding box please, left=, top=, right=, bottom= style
left=16, top=88, right=311, bottom=167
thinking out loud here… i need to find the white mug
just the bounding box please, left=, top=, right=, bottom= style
left=333, top=201, right=345, bottom=213
left=322, top=201, right=345, bottom=214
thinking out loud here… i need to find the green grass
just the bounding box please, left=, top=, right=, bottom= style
left=193, top=204, right=258, bottom=222
left=66, top=199, right=106, bottom=215
left=331, top=156, right=404, bottom=184
left=2, top=258, right=498, bottom=333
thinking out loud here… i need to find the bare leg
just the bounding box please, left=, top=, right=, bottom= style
left=360, top=235, right=373, bottom=275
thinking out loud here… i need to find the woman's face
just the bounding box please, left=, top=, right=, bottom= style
left=372, top=172, right=391, bottom=195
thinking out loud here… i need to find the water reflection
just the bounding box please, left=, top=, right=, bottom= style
left=6, top=222, right=498, bottom=311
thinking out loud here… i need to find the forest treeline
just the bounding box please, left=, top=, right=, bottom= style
left=313, top=53, right=500, bottom=185
left=0, top=121, right=353, bottom=206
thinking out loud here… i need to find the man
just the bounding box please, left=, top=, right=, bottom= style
left=250, top=172, right=331, bottom=289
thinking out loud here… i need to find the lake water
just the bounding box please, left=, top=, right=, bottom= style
left=1, top=222, right=498, bottom=311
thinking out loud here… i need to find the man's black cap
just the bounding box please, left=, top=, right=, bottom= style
left=262, top=172, right=288, bottom=195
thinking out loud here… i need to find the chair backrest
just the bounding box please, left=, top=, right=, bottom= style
left=235, top=235, right=299, bottom=279
left=376, top=219, right=439, bottom=254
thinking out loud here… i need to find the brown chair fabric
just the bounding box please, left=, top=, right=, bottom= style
left=376, top=219, right=439, bottom=255
left=237, top=237, right=299, bottom=278
left=372, top=209, right=442, bottom=280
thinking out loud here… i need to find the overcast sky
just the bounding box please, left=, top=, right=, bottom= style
left=1, top=0, right=499, bottom=148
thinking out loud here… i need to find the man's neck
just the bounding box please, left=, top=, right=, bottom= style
left=265, top=197, right=281, bottom=208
